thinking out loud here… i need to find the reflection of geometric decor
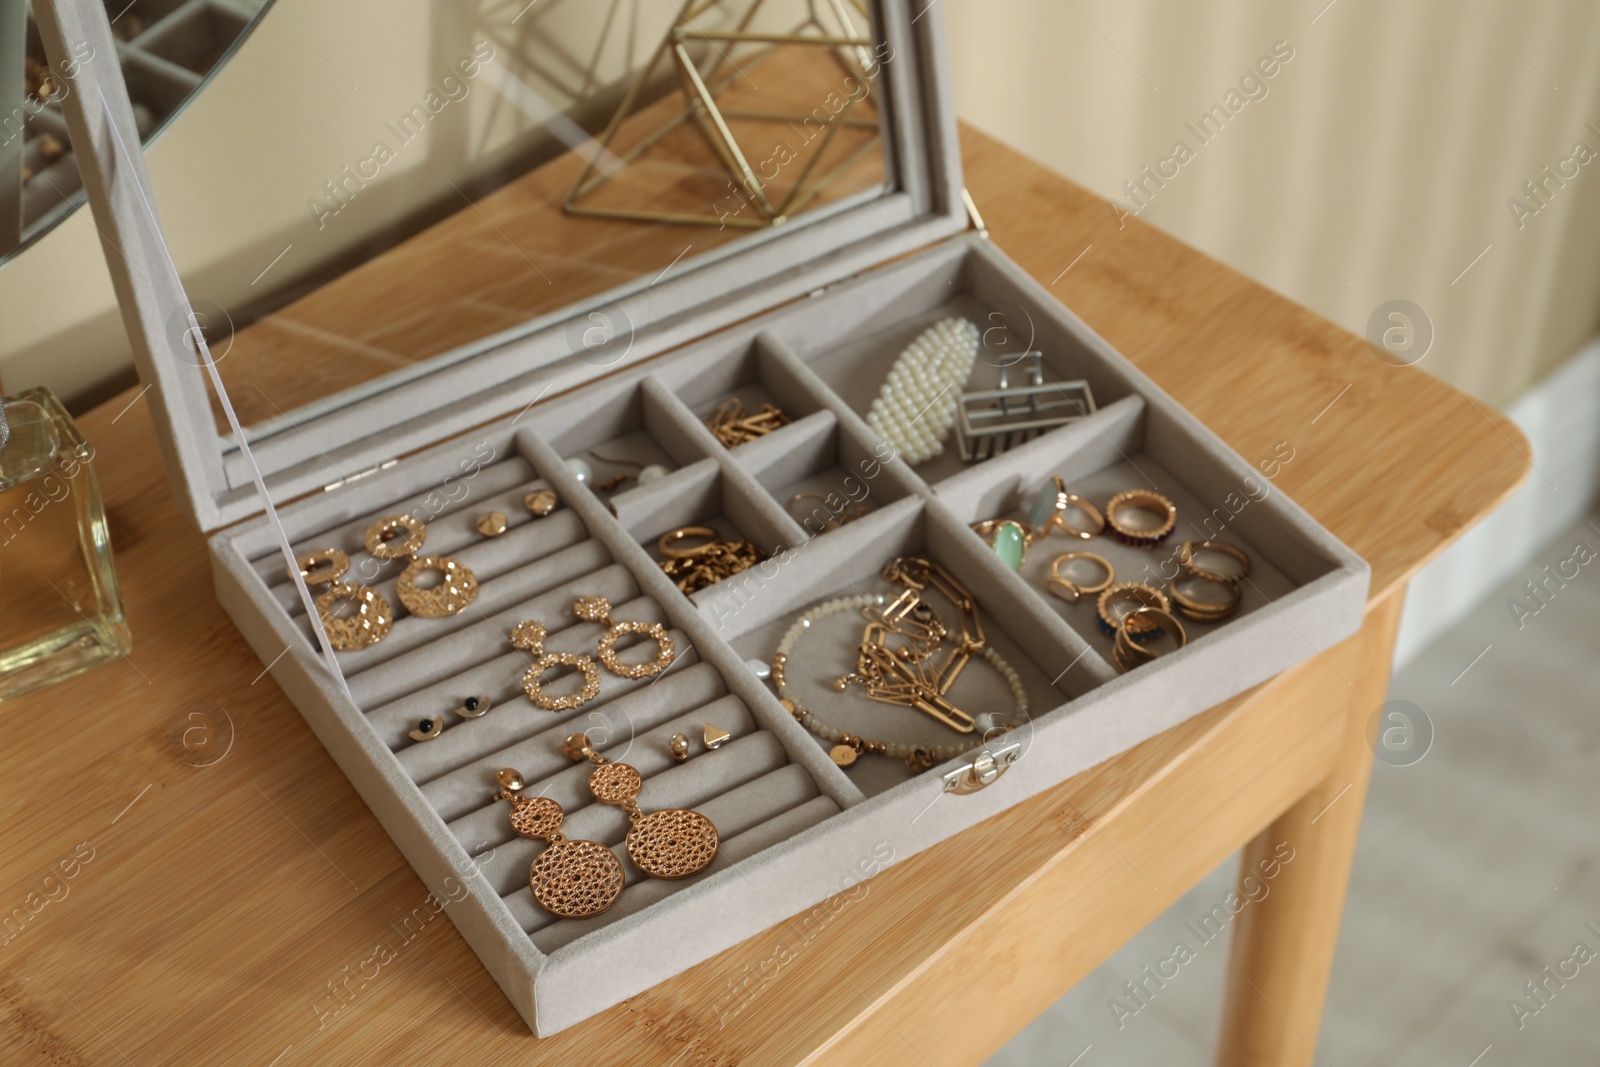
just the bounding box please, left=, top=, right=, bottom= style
left=564, top=0, right=880, bottom=228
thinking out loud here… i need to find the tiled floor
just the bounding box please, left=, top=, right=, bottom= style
left=985, top=512, right=1600, bottom=1066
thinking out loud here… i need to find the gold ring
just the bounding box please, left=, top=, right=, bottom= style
left=315, top=583, right=393, bottom=651
left=1112, top=607, right=1188, bottom=672
left=365, top=514, right=426, bottom=559
left=1045, top=551, right=1114, bottom=603
left=1026, top=477, right=1106, bottom=541
left=289, top=548, right=349, bottom=586
left=1095, top=581, right=1171, bottom=639
left=1170, top=574, right=1242, bottom=622
left=396, top=555, right=479, bottom=618
left=659, top=526, right=721, bottom=559
left=1104, top=490, right=1176, bottom=548
left=1178, top=540, right=1251, bottom=584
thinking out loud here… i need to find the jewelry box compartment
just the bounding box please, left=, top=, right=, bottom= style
left=704, top=495, right=1104, bottom=798
left=208, top=232, right=1367, bottom=1036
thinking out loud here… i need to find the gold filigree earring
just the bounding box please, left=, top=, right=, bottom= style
left=563, top=732, right=718, bottom=880
left=493, top=769, right=623, bottom=919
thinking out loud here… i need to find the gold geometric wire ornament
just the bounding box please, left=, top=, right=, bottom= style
left=563, top=0, right=884, bottom=229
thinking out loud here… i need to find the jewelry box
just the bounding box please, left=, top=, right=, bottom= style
left=39, top=0, right=1370, bottom=1035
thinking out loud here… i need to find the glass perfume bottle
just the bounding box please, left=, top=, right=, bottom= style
left=0, top=387, right=129, bottom=702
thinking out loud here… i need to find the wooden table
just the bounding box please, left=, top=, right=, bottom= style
left=0, top=126, right=1527, bottom=1066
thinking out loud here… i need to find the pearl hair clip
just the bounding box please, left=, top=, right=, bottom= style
left=865, top=318, right=980, bottom=465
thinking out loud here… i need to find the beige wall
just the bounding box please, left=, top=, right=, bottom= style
left=4, top=0, right=1598, bottom=410
left=946, top=0, right=1600, bottom=405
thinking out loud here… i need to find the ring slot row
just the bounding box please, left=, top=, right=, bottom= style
left=449, top=701, right=765, bottom=871
left=487, top=732, right=789, bottom=923
left=271, top=477, right=569, bottom=617
left=528, top=772, right=835, bottom=946
left=393, top=620, right=694, bottom=780
left=256, top=451, right=535, bottom=588
left=426, top=682, right=745, bottom=823
left=346, top=556, right=632, bottom=705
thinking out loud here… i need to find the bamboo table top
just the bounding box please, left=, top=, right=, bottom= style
left=0, top=125, right=1527, bottom=1065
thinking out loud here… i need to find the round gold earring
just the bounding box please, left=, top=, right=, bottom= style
left=511, top=621, right=601, bottom=711
left=572, top=595, right=674, bottom=680
left=494, top=768, right=623, bottom=919
left=564, top=732, right=718, bottom=880
left=396, top=555, right=479, bottom=618
left=365, top=514, right=426, bottom=559
left=315, top=583, right=392, bottom=650
left=289, top=548, right=349, bottom=585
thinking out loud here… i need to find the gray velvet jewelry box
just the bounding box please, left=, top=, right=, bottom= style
left=40, top=0, right=1370, bottom=1036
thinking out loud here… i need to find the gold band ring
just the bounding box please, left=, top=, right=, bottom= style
left=1104, top=490, right=1176, bottom=548
left=1170, top=574, right=1242, bottom=622
left=1178, top=540, right=1252, bottom=584
left=1046, top=551, right=1114, bottom=603
left=658, top=526, right=721, bottom=559
left=1112, top=607, right=1188, bottom=672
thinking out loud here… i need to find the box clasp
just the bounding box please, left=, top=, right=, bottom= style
left=941, top=739, right=1022, bottom=795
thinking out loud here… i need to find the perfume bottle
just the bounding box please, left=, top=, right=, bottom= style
left=0, top=387, right=129, bottom=702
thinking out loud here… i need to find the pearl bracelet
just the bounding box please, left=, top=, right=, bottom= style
left=865, top=318, right=980, bottom=465
left=771, top=593, right=1028, bottom=771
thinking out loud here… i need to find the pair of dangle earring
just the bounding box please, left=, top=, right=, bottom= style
left=492, top=733, right=718, bottom=920
left=510, top=596, right=674, bottom=711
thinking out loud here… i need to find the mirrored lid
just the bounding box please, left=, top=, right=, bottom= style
left=36, top=0, right=964, bottom=530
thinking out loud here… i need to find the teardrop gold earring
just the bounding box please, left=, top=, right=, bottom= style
left=563, top=732, right=718, bottom=880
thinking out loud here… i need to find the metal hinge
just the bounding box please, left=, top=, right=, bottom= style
left=322, top=458, right=398, bottom=493
left=941, top=739, right=1022, bottom=794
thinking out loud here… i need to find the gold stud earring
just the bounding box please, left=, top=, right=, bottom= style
left=564, top=732, right=718, bottom=880
left=668, top=733, right=690, bottom=762
left=476, top=511, right=508, bottom=537
left=702, top=722, right=730, bottom=749
left=572, top=595, right=674, bottom=679
left=511, top=621, right=601, bottom=711
left=409, top=714, right=445, bottom=742
left=494, top=768, right=623, bottom=919
left=525, top=489, right=558, bottom=516
left=457, top=695, right=491, bottom=719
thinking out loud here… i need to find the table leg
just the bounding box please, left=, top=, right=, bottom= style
left=1215, top=589, right=1405, bottom=1066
